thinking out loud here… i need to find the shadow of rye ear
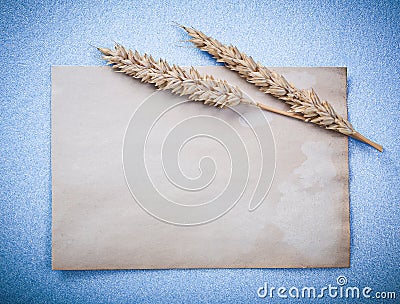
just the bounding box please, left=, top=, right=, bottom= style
left=180, top=25, right=383, bottom=152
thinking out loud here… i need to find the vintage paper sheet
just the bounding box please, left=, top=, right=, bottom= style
left=52, top=66, right=349, bottom=269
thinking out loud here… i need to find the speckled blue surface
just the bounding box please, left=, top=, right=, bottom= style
left=1, top=0, right=399, bottom=303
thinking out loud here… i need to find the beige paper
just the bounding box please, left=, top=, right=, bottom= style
left=52, top=66, right=349, bottom=269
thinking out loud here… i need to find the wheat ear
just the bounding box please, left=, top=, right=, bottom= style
left=98, top=44, right=303, bottom=118
left=181, top=25, right=383, bottom=152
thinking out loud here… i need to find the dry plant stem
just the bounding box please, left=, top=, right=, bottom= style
left=350, top=133, right=383, bottom=152
left=257, top=103, right=305, bottom=121
left=181, top=25, right=383, bottom=152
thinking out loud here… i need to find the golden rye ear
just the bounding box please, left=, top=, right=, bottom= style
left=180, top=25, right=382, bottom=152
left=98, top=43, right=256, bottom=109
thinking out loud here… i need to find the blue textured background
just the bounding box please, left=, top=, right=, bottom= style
left=1, top=0, right=399, bottom=303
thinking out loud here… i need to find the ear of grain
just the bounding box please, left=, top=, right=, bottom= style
left=182, top=25, right=383, bottom=151
left=98, top=44, right=257, bottom=109
left=181, top=25, right=356, bottom=136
